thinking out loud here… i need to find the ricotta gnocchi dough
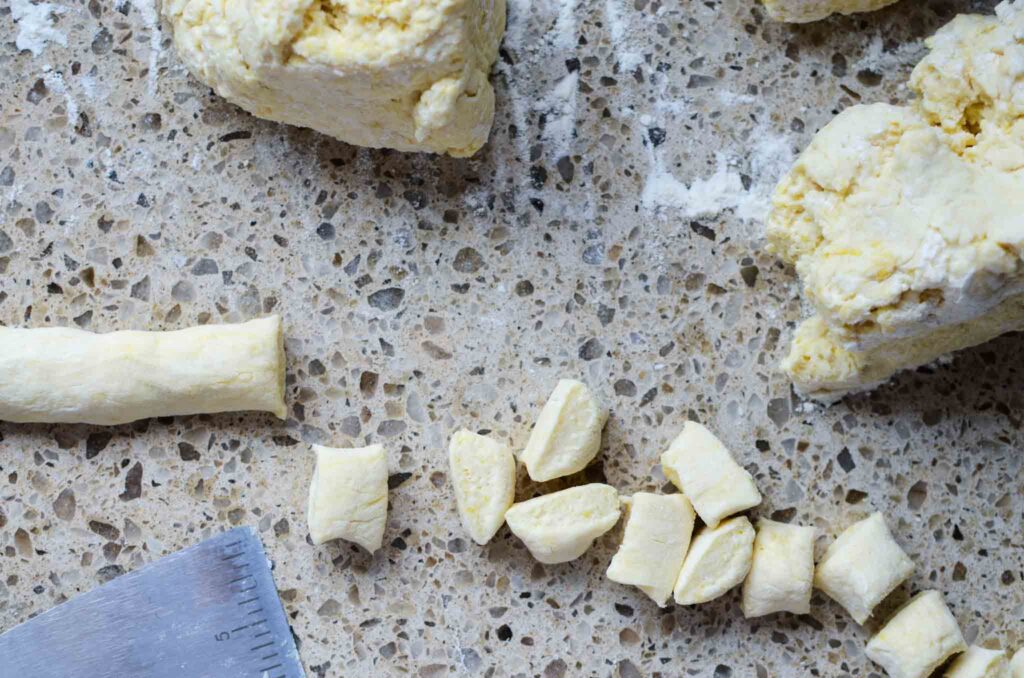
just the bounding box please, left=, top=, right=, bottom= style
left=0, top=316, right=286, bottom=425
left=307, top=444, right=389, bottom=552
left=768, top=1, right=1024, bottom=401
left=504, top=484, right=621, bottom=564
left=814, top=512, right=914, bottom=624
left=163, top=0, right=506, bottom=157
left=944, top=647, right=1010, bottom=678
left=865, top=590, right=967, bottom=678
left=606, top=493, right=695, bottom=607
left=762, top=0, right=899, bottom=23
left=448, top=430, right=516, bottom=545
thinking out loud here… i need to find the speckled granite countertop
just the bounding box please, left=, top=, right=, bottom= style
left=1, top=0, right=1021, bottom=675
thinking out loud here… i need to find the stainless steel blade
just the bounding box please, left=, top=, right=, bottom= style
left=0, top=527, right=304, bottom=678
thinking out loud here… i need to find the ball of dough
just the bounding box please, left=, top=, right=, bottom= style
left=164, top=0, right=506, bottom=156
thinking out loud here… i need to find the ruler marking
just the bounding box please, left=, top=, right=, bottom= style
left=247, top=607, right=265, bottom=616
left=257, top=664, right=282, bottom=673
left=222, top=552, right=244, bottom=561
left=223, top=540, right=242, bottom=548
left=253, top=630, right=271, bottom=638
left=238, top=585, right=257, bottom=592
left=251, top=641, right=274, bottom=651
left=231, top=624, right=251, bottom=633
left=238, top=597, right=259, bottom=605
left=261, top=652, right=279, bottom=660
left=230, top=575, right=253, bottom=584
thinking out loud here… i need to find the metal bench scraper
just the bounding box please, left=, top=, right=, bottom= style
left=0, top=526, right=304, bottom=678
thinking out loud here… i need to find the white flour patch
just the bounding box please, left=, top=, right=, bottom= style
left=133, top=0, right=164, bottom=97
left=533, top=71, right=578, bottom=156
left=116, top=0, right=163, bottom=96
left=853, top=36, right=926, bottom=73
left=642, top=126, right=794, bottom=221
left=553, top=0, right=577, bottom=49
left=642, top=155, right=748, bottom=218
left=604, top=0, right=644, bottom=71
left=42, top=66, right=79, bottom=129
left=11, top=0, right=69, bottom=56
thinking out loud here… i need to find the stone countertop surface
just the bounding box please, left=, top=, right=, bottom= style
left=1, top=0, right=1021, bottom=675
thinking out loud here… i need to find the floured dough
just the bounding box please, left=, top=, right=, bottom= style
left=762, top=0, right=899, bottom=23
left=307, top=443, right=389, bottom=552
left=768, top=2, right=1024, bottom=400
left=163, top=0, right=506, bottom=157
left=0, top=316, right=286, bottom=425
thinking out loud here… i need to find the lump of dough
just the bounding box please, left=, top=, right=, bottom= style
left=865, top=590, right=967, bottom=678
left=307, top=443, right=389, bottom=553
left=944, top=646, right=1010, bottom=678
left=448, top=429, right=516, bottom=545
left=163, top=0, right=506, bottom=157
left=519, top=379, right=608, bottom=482
left=606, top=493, right=695, bottom=607
left=741, top=519, right=815, bottom=618
left=762, top=0, right=899, bottom=23
left=814, top=512, right=914, bottom=624
left=673, top=516, right=755, bottom=605
left=0, top=316, right=286, bottom=425
left=660, top=422, right=761, bottom=528
left=504, top=484, right=621, bottom=564
left=768, top=2, right=1024, bottom=400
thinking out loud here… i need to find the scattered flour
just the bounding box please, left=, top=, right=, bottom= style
left=115, top=0, right=163, bottom=97
left=553, top=0, right=578, bottom=49
left=853, top=36, right=926, bottom=72
left=604, top=0, right=644, bottom=71
left=11, top=0, right=68, bottom=56
left=133, top=0, right=164, bottom=98
left=642, top=126, right=795, bottom=221
left=533, top=71, right=579, bottom=157
left=42, top=65, right=79, bottom=129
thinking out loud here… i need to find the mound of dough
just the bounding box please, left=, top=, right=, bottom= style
left=762, top=0, right=899, bottom=23
left=768, top=1, right=1024, bottom=401
left=164, top=0, right=506, bottom=157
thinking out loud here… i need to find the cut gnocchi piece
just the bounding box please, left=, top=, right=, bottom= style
left=660, top=422, right=761, bottom=527
left=307, top=444, right=388, bottom=553
left=1010, top=649, right=1023, bottom=678
left=520, top=379, right=608, bottom=482
left=504, top=484, right=621, bottom=564
left=449, top=430, right=516, bottom=545
left=814, top=512, right=914, bottom=624
left=944, top=646, right=1009, bottom=678
left=866, top=590, right=967, bottom=678
left=606, top=493, right=695, bottom=606
left=741, top=519, right=815, bottom=618
left=673, top=516, right=755, bottom=605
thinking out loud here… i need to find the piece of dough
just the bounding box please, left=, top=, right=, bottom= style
left=448, top=429, right=516, bottom=545
left=0, top=316, right=286, bottom=425
left=606, top=493, right=695, bottom=607
left=945, top=646, right=1010, bottom=678
left=814, top=512, right=914, bottom=624
left=741, top=519, right=815, bottom=618
left=163, top=0, right=506, bottom=157
left=762, top=0, right=899, bottom=23
left=504, top=484, right=621, bottom=564
left=768, top=2, right=1024, bottom=401
left=1011, top=649, right=1024, bottom=678
left=307, top=444, right=389, bottom=553
left=865, top=590, right=967, bottom=678
left=674, top=516, right=755, bottom=605
left=520, top=379, right=608, bottom=482
left=660, top=422, right=761, bottom=528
